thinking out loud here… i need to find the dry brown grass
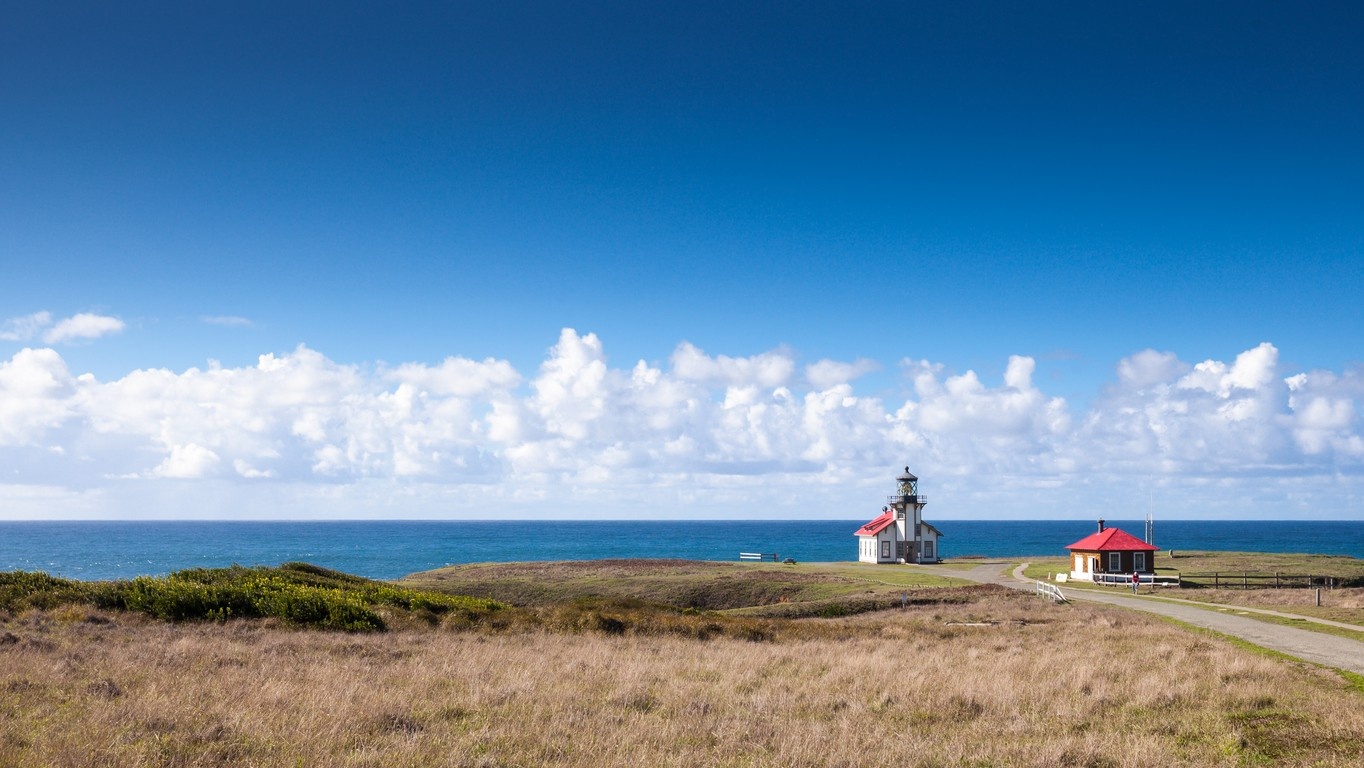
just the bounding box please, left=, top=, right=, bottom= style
left=1173, top=587, right=1364, bottom=627
left=1183, top=586, right=1364, bottom=610
left=4, top=590, right=1363, bottom=767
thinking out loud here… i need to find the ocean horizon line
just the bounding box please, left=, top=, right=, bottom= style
left=5, top=519, right=1358, bottom=581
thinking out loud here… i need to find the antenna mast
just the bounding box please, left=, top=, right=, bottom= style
left=1144, top=487, right=1154, bottom=545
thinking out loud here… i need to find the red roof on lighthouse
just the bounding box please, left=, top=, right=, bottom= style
left=854, top=511, right=896, bottom=537
left=1065, top=527, right=1157, bottom=552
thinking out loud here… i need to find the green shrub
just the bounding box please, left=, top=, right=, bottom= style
left=0, top=571, right=93, bottom=611
left=2, top=564, right=503, bottom=632
left=95, top=576, right=257, bottom=622
left=279, top=562, right=369, bottom=584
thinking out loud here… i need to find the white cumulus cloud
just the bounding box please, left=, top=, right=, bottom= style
left=0, top=311, right=53, bottom=342
left=805, top=358, right=880, bottom=389
left=201, top=315, right=254, bottom=328
left=670, top=341, right=795, bottom=388
left=41, top=313, right=125, bottom=344
left=151, top=443, right=221, bottom=478
left=0, top=347, right=78, bottom=445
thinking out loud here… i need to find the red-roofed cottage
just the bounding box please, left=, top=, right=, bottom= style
left=1065, top=519, right=1158, bottom=581
left=855, top=467, right=943, bottom=564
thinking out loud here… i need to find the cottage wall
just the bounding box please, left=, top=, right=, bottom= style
left=1070, top=552, right=1090, bottom=580
left=1069, top=551, right=1096, bottom=580
left=1068, top=549, right=1154, bottom=580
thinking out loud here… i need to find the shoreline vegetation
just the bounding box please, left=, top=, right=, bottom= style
left=1, top=562, right=504, bottom=633
left=3, top=557, right=1364, bottom=766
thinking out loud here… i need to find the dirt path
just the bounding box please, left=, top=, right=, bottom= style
left=917, top=561, right=1364, bottom=676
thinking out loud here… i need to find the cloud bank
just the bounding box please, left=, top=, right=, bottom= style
left=1, top=330, right=1361, bottom=519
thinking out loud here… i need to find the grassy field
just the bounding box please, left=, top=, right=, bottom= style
left=4, top=560, right=1364, bottom=766
left=1162, top=550, right=1364, bottom=573
left=400, top=559, right=967, bottom=613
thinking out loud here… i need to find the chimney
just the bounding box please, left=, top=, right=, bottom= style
left=1097, top=518, right=1105, bottom=533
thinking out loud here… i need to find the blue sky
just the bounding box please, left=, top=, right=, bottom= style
left=2, top=2, right=1362, bottom=520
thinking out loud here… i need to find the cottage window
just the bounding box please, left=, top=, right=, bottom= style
left=923, top=541, right=935, bottom=560
left=1107, top=552, right=1121, bottom=572
left=881, top=541, right=891, bottom=559
left=1134, top=552, right=1146, bottom=571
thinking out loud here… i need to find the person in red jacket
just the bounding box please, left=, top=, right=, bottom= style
left=1131, top=571, right=1140, bottom=594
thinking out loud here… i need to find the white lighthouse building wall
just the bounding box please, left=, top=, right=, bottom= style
left=876, top=528, right=896, bottom=563
left=894, top=504, right=929, bottom=562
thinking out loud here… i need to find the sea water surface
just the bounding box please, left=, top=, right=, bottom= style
left=1, top=519, right=1360, bottom=581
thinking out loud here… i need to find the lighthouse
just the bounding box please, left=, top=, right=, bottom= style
left=891, top=467, right=927, bottom=563
left=854, top=466, right=943, bottom=564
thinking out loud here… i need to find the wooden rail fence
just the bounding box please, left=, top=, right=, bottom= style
left=1178, top=572, right=1337, bottom=589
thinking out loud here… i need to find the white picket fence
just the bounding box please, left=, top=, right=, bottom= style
left=1036, top=580, right=1068, bottom=603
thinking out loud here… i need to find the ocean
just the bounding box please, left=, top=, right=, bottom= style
left=0, top=519, right=1360, bottom=581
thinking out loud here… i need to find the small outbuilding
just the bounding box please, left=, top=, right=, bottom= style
left=855, top=467, right=943, bottom=564
left=1065, top=519, right=1157, bottom=582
